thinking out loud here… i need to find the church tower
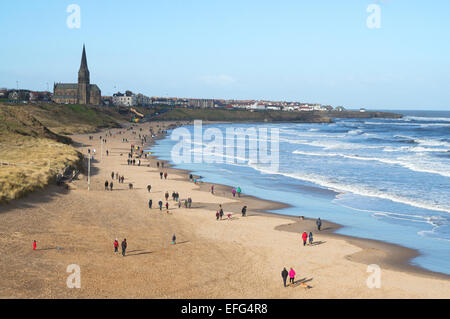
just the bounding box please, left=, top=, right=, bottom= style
left=77, top=44, right=90, bottom=104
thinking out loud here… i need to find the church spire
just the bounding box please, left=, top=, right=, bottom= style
left=79, top=44, right=88, bottom=71
left=78, top=44, right=90, bottom=85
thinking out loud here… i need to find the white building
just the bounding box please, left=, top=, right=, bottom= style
left=113, top=95, right=137, bottom=107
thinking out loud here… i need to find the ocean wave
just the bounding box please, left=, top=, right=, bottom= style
left=249, top=166, right=450, bottom=214
left=291, top=150, right=450, bottom=178
left=282, top=138, right=383, bottom=150
left=405, top=116, right=450, bottom=122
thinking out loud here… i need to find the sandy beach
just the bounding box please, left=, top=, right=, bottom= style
left=1, top=121, right=449, bottom=299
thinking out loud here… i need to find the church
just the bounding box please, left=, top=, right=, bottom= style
left=52, top=45, right=102, bottom=105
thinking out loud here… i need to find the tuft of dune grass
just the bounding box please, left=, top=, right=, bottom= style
left=0, top=134, right=81, bottom=202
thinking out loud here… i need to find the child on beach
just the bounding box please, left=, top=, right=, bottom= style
left=114, top=238, right=119, bottom=253
left=216, top=211, right=220, bottom=220
left=172, top=234, right=176, bottom=245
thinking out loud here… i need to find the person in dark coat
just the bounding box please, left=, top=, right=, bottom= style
left=241, top=206, right=247, bottom=217
left=110, top=181, right=113, bottom=191
left=281, top=267, right=289, bottom=287
left=121, top=238, right=127, bottom=256
left=158, top=200, right=163, bottom=211
left=148, top=199, right=152, bottom=209
left=105, top=180, right=109, bottom=190
left=147, top=185, right=151, bottom=192
left=316, top=218, right=322, bottom=231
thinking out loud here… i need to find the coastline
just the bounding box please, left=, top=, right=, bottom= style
left=148, top=121, right=450, bottom=281
left=1, top=120, right=449, bottom=298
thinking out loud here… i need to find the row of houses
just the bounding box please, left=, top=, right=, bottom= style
left=1, top=87, right=357, bottom=112
left=0, top=88, right=52, bottom=102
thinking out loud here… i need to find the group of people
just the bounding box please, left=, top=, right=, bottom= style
left=159, top=171, right=168, bottom=179
left=231, top=187, right=242, bottom=197
left=104, top=172, right=125, bottom=190
left=301, top=231, right=314, bottom=246
left=113, top=238, right=127, bottom=256
left=281, top=267, right=297, bottom=287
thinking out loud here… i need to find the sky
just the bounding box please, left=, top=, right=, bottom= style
left=0, top=0, right=449, bottom=110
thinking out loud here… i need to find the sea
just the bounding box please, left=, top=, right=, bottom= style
left=149, top=110, right=450, bottom=275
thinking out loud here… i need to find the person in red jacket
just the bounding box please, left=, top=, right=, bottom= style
left=302, top=231, right=308, bottom=246
left=113, top=238, right=119, bottom=253
left=33, top=240, right=37, bottom=251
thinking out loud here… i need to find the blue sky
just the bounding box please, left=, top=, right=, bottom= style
left=0, top=0, right=449, bottom=110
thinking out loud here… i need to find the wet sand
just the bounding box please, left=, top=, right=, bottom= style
left=0, top=120, right=449, bottom=298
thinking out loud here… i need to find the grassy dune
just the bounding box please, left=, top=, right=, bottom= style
left=0, top=103, right=122, bottom=202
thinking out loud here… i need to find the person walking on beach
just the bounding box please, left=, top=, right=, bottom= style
left=309, top=232, right=313, bottom=245
left=219, top=205, right=224, bottom=220
left=157, top=161, right=160, bottom=168
left=158, top=200, right=163, bottom=211
left=281, top=267, right=289, bottom=287
left=211, top=185, right=214, bottom=194
left=160, top=172, right=163, bottom=179
left=237, top=187, right=241, bottom=197
left=164, top=172, right=168, bottom=180
left=172, top=234, right=176, bottom=245
left=316, top=218, right=322, bottom=231
left=189, top=174, right=193, bottom=181
left=33, top=240, right=37, bottom=251
left=121, top=238, right=127, bottom=256
left=241, top=206, right=247, bottom=217
left=216, top=211, right=220, bottom=220
left=289, top=268, right=296, bottom=285
left=302, top=231, right=308, bottom=246
left=165, top=202, right=169, bottom=212
left=110, top=181, right=113, bottom=191
left=105, top=180, right=109, bottom=190
left=184, top=199, right=188, bottom=208
left=148, top=199, right=152, bottom=209
left=114, top=238, right=119, bottom=253
left=188, top=197, right=192, bottom=208
left=111, top=172, right=114, bottom=179
left=147, top=185, right=151, bottom=192
left=232, top=188, right=236, bottom=197
left=165, top=192, right=169, bottom=201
